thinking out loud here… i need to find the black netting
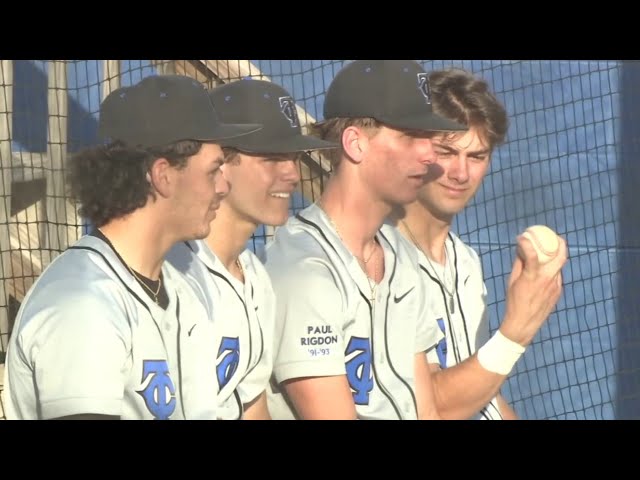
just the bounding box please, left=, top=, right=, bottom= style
left=1, top=60, right=635, bottom=420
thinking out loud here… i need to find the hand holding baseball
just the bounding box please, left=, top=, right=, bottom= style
left=501, top=225, right=568, bottom=346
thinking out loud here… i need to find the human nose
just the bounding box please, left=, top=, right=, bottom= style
left=416, top=138, right=437, bottom=166
left=448, top=154, right=469, bottom=183
left=215, top=170, right=230, bottom=197
left=279, top=158, right=301, bottom=185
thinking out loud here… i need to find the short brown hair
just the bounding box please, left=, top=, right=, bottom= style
left=307, top=117, right=383, bottom=169
left=429, top=68, right=509, bottom=149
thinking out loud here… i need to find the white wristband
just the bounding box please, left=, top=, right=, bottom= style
left=477, top=330, right=526, bottom=376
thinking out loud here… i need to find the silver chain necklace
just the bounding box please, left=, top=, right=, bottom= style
left=401, top=220, right=457, bottom=314
left=317, top=201, right=379, bottom=302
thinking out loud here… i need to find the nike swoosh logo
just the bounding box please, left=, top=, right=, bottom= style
left=188, top=324, right=197, bottom=336
left=394, top=287, right=415, bottom=304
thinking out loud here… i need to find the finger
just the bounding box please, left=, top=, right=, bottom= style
left=515, top=234, right=541, bottom=276
left=556, top=236, right=569, bottom=266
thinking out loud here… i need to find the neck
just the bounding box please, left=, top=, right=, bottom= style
left=99, top=209, right=172, bottom=280
left=205, top=201, right=254, bottom=274
left=320, top=175, right=390, bottom=253
left=396, top=201, right=452, bottom=264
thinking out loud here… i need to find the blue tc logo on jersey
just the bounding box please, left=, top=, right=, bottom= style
left=217, top=336, right=240, bottom=389
left=436, top=317, right=447, bottom=368
left=345, top=336, right=374, bottom=405
left=137, top=359, right=176, bottom=420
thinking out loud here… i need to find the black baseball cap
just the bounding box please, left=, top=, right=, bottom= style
left=323, top=60, right=466, bottom=132
left=209, top=79, right=337, bottom=154
left=98, top=74, right=262, bottom=148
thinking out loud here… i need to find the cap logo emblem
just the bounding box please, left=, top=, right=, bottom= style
left=279, top=96, right=300, bottom=128
left=416, top=72, right=432, bottom=105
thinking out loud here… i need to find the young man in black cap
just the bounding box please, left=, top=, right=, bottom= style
left=167, top=79, right=336, bottom=420
left=3, top=75, right=261, bottom=420
left=264, top=60, right=467, bottom=420
left=394, top=68, right=567, bottom=419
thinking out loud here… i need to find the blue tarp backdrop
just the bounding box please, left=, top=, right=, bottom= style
left=8, top=59, right=637, bottom=419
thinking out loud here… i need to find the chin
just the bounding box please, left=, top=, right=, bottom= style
left=440, top=202, right=466, bottom=217
left=264, top=215, right=288, bottom=227
left=192, top=224, right=211, bottom=240
left=263, top=208, right=290, bottom=226
left=394, top=192, right=420, bottom=206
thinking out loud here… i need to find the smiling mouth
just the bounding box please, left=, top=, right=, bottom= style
left=270, top=193, right=291, bottom=199
left=441, top=185, right=466, bottom=193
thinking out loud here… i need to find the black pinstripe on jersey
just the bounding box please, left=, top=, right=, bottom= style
left=184, top=242, right=264, bottom=420
left=296, top=213, right=422, bottom=419
left=67, top=244, right=188, bottom=417
left=418, top=234, right=503, bottom=421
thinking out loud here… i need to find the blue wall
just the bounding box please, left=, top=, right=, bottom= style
left=10, top=60, right=631, bottom=419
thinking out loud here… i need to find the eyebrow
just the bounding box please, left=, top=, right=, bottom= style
left=433, top=143, right=491, bottom=157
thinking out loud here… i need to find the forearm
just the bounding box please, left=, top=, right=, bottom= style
left=431, top=354, right=507, bottom=420
left=415, top=353, right=441, bottom=420
left=242, top=391, right=272, bottom=420
left=284, top=375, right=358, bottom=420
left=496, top=394, right=519, bottom=420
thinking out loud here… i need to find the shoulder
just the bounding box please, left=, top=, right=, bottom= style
left=165, top=241, right=212, bottom=288
left=266, top=218, right=336, bottom=274
left=163, top=246, right=216, bottom=315
left=242, top=249, right=270, bottom=281
left=267, top=248, right=339, bottom=287
left=267, top=205, right=340, bottom=257
left=240, top=249, right=274, bottom=297
left=380, top=224, right=419, bottom=260
left=13, top=254, right=133, bottom=343
left=29, top=237, right=130, bottom=298
left=449, top=232, right=482, bottom=271
left=380, top=224, right=422, bottom=281
left=268, top=221, right=324, bottom=255
left=165, top=241, right=198, bottom=275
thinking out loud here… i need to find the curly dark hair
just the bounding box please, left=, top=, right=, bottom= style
left=67, top=140, right=203, bottom=227
left=429, top=68, right=509, bottom=149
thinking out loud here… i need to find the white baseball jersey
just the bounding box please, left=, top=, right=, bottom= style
left=167, top=240, right=274, bottom=420
left=264, top=203, right=443, bottom=420
left=3, top=235, right=218, bottom=420
left=420, top=232, right=503, bottom=420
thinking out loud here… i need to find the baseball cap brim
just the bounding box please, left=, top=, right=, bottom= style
left=199, top=122, right=263, bottom=142
left=377, top=112, right=467, bottom=133
left=221, top=132, right=337, bottom=154
left=99, top=122, right=263, bottom=148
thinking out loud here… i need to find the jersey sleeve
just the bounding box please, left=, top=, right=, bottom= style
left=266, top=256, right=348, bottom=384
left=14, top=279, right=131, bottom=419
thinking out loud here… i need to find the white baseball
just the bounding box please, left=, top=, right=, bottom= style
left=520, top=225, right=560, bottom=264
